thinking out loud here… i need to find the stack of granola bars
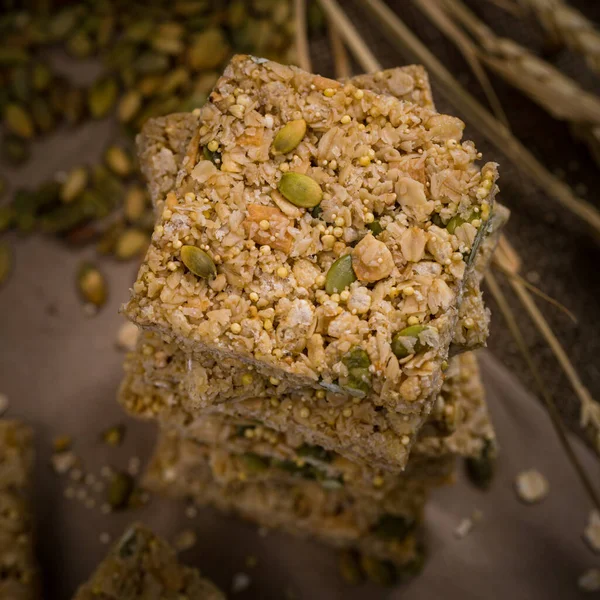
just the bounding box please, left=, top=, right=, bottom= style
left=120, top=55, right=506, bottom=580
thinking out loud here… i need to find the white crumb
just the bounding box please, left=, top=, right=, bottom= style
left=116, top=321, right=139, bottom=351
left=51, top=451, right=77, bottom=475
left=578, top=568, right=600, bottom=592
left=231, top=572, right=251, bottom=594
left=454, top=517, right=473, bottom=539
left=515, top=469, right=549, bottom=504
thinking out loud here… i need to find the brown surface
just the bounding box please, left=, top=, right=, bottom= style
left=0, top=2, right=599, bottom=597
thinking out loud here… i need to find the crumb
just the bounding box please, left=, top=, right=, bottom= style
left=454, top=517, right=473, bottom=539
left=173, top=529, right=197, bottom=552
left=101, top=425, right=126, bottom=447
left=258, top=526, right=269, bottom=538
left=99, top=532, right=111, bottom=545
left=515, top=469, right=549, bottom=504
left=578, top=568, right=600, bottom=592
left=185, top=505, right=198, bottom=519
left=51, top=451, right=77, bottom=475
left=116, top=321, right=139, bottom=351
left=83, top=303, right=98, bottom=317
left=584, top=510, right=600, bottom=554
left=128, top=456, right=141, bottom=476
left=231, top=572, right=251, bottom=594
left=53, top=435, right=72, bottom=452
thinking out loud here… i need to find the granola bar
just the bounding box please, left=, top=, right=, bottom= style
left=0, top=420, right=39, bottom=600
left=144, top=430, right=426, bottom=567
left=124, top=55, right=499, bottom=420
left=73, top=523, right=224, bottom=600
left=119, top=338, right=494, bottom=473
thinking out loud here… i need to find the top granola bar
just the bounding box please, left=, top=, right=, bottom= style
left=125, top=55, right=499, bottom=414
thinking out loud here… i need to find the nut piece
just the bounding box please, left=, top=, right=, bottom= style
left=351, top=233, right=394, bottom=282
left=77, top=263, right=107, bottom=307
left=514, top=469, right=549, bottom=504
left=244, top=204, right=292, bottom=253
left=180, top=245, right=217, bottom=279
left=277, top=172, right=323, bottom=208
left=325, top=254, right=356, bottom=294
left=391, top=325, right=429, bottom=359
left=271, top=119, right=307, bottom=155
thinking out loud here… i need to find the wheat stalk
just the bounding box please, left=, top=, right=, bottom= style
left=518, top=0, right=600, bottom=75
left=354, top=0, right=600, bottom=241
left=294, top=0, right=312, bottom=72
left=443, top=0, right=600, bottom=130
left=494, top=238, right=600, bottom=456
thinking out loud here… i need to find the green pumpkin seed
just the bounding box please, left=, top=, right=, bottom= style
left=187, top=29, right=230, bottom=70
left=464, top=438, right=496, bottom=490
left=30, top=97, right=55, bottom=133
left=114, top=228, right=149, bottom=260
left=342, top=347, right=371, bottom=369
left=373, top=514, right=416, bottom=541
left=32, top=62, right=52, bottom=91
left=338, top=551, right=364, bottom=586
left=367, top=220, right=383, bottom=236
left=1, top=134, right=30, bottom=165
left=117, top=527, right=138, bottom=558
left=61, top=167, right=89, bottom=204
left=66, top=30, right=93, bottom=58
left=180, top=245, right=217, bottom=279
left=203, top=145, right=221, bottom=166
left=124, top=185, right=148, bottom=223
left=107, top=471, right=134, bottom=510
left=271, top=119, right=307, bottom=155
left=133, top=51, right=170, bottom=75
left=152, top=35, right=184, bottom=55
left=446, top=210, right=477, bottom=235
left=104, top=145, right=133, bottom=177
left=4, top=103, right=34, bottom=139
left=391, top=325, right=430, bottom=359
left=240, top=452, right=270, bottom=473
left=0, top=242, right=11, bottom=287
left=325, top=254, right=356, bottom=294
left=77, top=263, right=107, bottom=307
left=296, top=443, right=333, bottom=463
left=88, top=78, right=118, bottom=119
left=117, top=89, right=142, bottom=123
left=360, top=555, right=396, bottom=587
left=278, top=172, right=323, bottom=209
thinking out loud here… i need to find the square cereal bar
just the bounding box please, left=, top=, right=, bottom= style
left=125, top=55, right=499, bottom=419
left=0, top=420, right=39, bottom=600
left=143, top=430, right=427, bottom=570
left=73, top=523, right=224, bottom=600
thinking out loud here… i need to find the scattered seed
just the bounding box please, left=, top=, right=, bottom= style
left=173, top=529, right=197, bottom=552
left=107, top=471, right=134, bottom=509
left=99, top=532, right=111, bottom=545
left=124, top=185, right=147, bottom=222
left=277, top=171, right=323, bottom=208
left=114, top=228, right=149, bottom=260
left=578, top=568, right=600, bottom=592
left=101, top=425, right=126, bottom=447
left=88, top=78, right=118, bottom=119
left=117, top=89, right=142, bottom=123
left=231, top=572, right=251, bottom=594
left=185, top=505, right=198, bottom=519
left=514, top=469, right=549, bottom=504
left=60, top=167, right=88, bottom=203
left=4, top=103, right=34, bottom=139
left=104, top=145, right=133, bottom=177
left=454, top=517, right=474, bottom=539
left=187, top=28, right=230, bottom=70
left=77, top=263, right=107, bottom=307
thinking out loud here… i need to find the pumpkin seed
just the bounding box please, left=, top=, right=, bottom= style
left=61, top=167, right=89, bottom=204
left=240, top=452, right=270, bottom=474
left=88, top=77, right=118, bottom=119
left=187, top=28, right=230, bottom=70
left=117, top=527, right=138, bottom=558
left=338, top=551, right=364, bottom=586
left=203, top=145, right=221, bottom=166
left=124, top=185, right=147, bottom=223
left=114, top=228, right=149, bottom=260
left=277, top=172, right=323, bottom=208
left=66, top=30, right=93, bottom=58
left=446, top=210, right=477, bottom=235
left=30, top=97, right=55, bottom=133
left=465, top=438, right=496, bottom=490
left=160, top=67, right=189, bottom=96
left=107, top=471, right=134, bottom=510
left=151, top=35, right=184, bottom=56
left=180, top=245, right=217, bottom=279
left=0, top=242, right=11, bottom=287
left=367, top=220, right=383, bottom=236
left=373, top=514, right=416, bottom=541
left=77, top=263, right=107, bottom=307
left=104, top=145, right=133, bottom=177
left=391, top=325, right=429, bottom=359
left=137, top=75, right=163, bottom=97
left=296, top=443, right=333, bottom=463
left=325, top=254, right=356, bottom=294
left=1, top=134, right=30, bottom=165
left=117, top=89, right=141, bottom=123
left=32, top=62, right=52, bottom=91
left=133, top=51, right=170, bottom=75
left=271, top=119, right=307, bottom=155
left=342, top=347, right=371, bottom=369
left=359, top=555, right=396, bottom=587
left=4, top=103, right=34, bottom=139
